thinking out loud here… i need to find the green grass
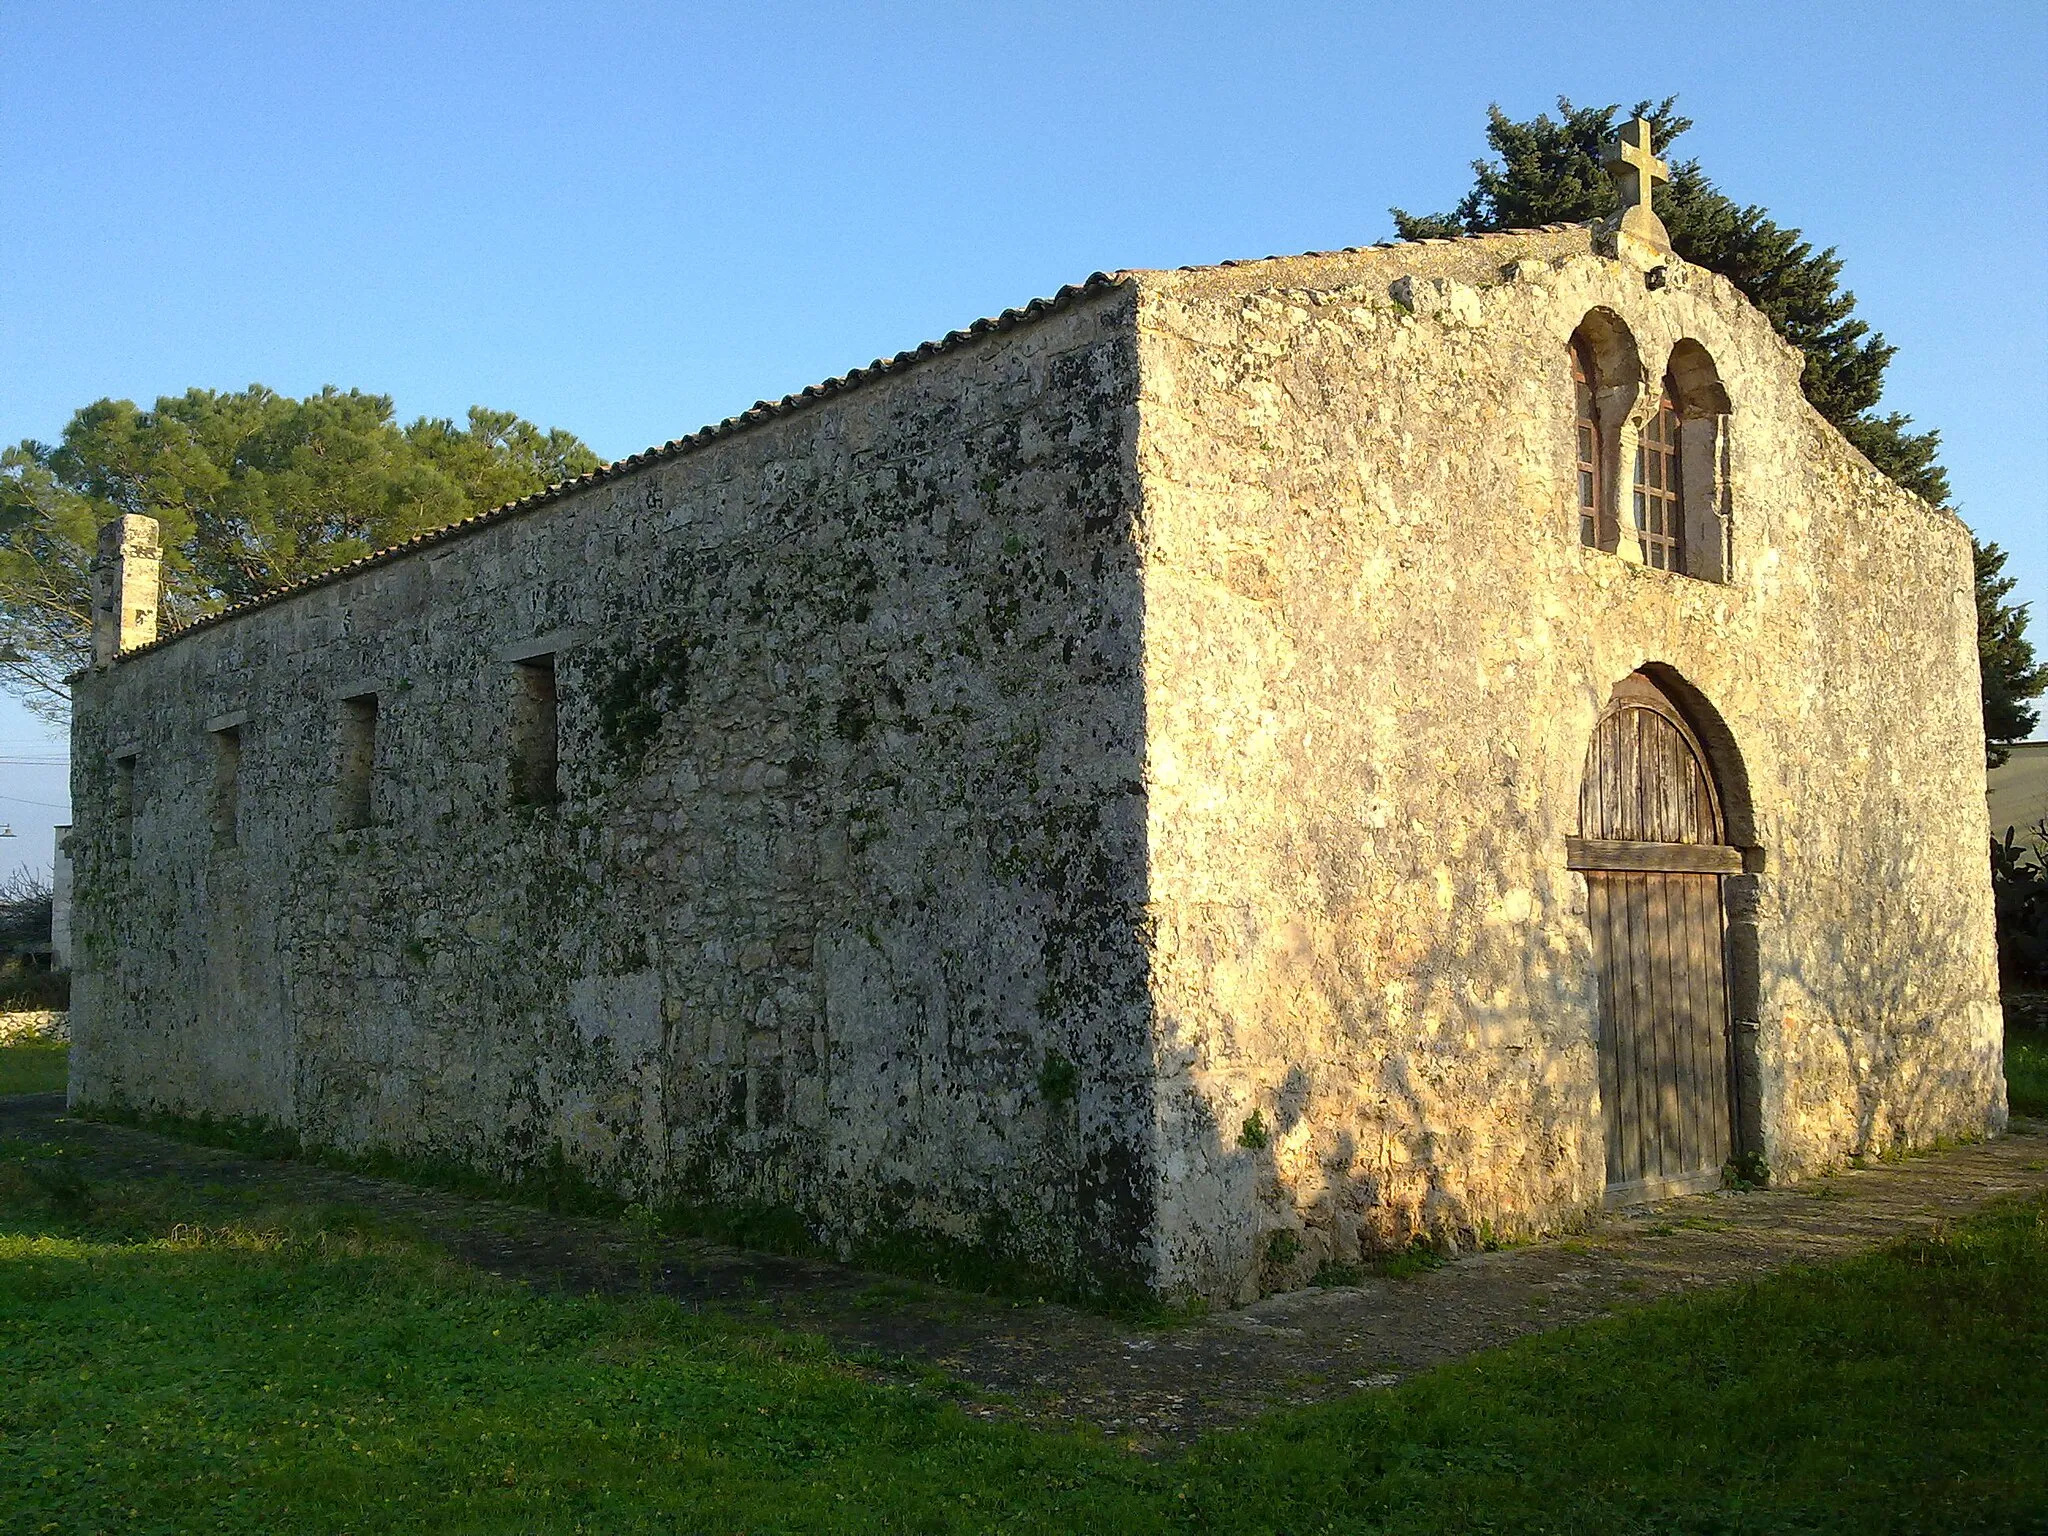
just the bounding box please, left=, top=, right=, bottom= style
left=75, top=1095, right=1189, bottom=1322
left=0, top=1038, right=65, bottom=1096
left=2, top=1143, right=2044, bottom=1532
left=2008, top=1026, right=2048, bottom=1118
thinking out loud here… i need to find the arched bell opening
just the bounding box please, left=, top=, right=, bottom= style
left=1570, top=669, right=1761, bottom=1201
left=1568, top=308, right=1643, bottom=554
left=1661, top=339, right=1734, bottom=582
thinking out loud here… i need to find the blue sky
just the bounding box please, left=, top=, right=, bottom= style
left=2, top=0, right=2043, bottom=878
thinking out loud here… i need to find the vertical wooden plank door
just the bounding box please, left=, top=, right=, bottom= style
left=1568, top=675, right=1738, bottom=1204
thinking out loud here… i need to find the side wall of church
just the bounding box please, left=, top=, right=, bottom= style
left=68, top=286, right=1163, bottom=1287
left=1131, top=230, right=2003, bottom=1301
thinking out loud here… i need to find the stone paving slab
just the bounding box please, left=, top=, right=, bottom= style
left=5, top=1091, right=2044, bottom=1444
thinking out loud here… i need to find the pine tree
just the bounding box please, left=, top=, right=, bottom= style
left=0, top=387, right=602, bottom=718
left=1979, top=542, right=2048, bottom=762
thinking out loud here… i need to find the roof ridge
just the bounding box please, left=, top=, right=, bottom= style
left=116, top=272, right=1130, bottom=661
left=1138, top=222, right=1591, bottom=280
left=111, top=223, right=1595, bottom=663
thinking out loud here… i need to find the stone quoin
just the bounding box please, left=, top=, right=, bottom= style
left=65, top=206, right=2003, bottom=1302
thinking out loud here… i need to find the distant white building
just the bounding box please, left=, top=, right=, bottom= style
left=1989, top=743, right=2048, bottom=849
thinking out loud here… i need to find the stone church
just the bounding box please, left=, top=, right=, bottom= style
left=68, top=124, right=2004, bottom=1302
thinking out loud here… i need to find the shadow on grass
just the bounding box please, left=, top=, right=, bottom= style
left=2, top=1136, right=2045, bottom=1534
left=70, top=1097, right=1195, bottom=1326
left=0, top=1039, right=66, bottom=1096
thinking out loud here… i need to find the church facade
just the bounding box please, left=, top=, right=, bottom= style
left=68, top=200, right=2004, bottom=1301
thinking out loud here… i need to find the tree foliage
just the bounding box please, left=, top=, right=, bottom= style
left=1991, top=825, right=2048, bottom=982
left=1395, top=98, right=2041, bottom=760
left=0, top=387, right=602, bottom=718
left=1979, top=541, right=2048, bottom=763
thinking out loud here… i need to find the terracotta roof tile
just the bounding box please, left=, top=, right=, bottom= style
left=114, top=273, right=1130, bottom=660
left=112, top=222, right=1593, bottom=663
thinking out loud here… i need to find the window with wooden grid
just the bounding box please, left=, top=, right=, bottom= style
left=1572, top=341, right=1601, bottom=546
left=1633, top=386, right=1684, bottom=571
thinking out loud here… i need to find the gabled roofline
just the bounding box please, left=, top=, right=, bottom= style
left=100, top=223, right=1602, bottom=667
left=110, top=273, right=1137, bottom=663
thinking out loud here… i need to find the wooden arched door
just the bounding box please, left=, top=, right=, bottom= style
left=1568, top=675, right=1739, bottom=1203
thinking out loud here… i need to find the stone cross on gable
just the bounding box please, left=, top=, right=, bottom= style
left=1604, top=115, right=1672, bottom=252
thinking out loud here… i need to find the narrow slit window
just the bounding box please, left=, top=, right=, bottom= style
left=1634, top=386, right=1684, bottom=572
left=338, top=694, right=378, bottom=831
left=210, top=726, right=241, bottom=847
left=511, top=655, right=559, bottom=806
left=1572, top=340, right=1602, bottom=547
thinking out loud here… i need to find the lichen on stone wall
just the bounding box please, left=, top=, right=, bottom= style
left=587, top=630, right=696, bottom=774
left=69, top=285, right=1164, bottom=1295
left=1128, top=227, right=1999, bottom=1299
left=64, top=230, right=2002, bottom=1309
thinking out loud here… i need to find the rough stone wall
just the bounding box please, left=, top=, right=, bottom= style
left=1130, top=228, right=2003, bottom=1301
left=69, top=286, right=1159, bottom=1287
left=68, top=228, right=2004, bottom=1307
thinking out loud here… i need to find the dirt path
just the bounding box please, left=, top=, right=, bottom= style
left=6, top=1091, right=2044, bottom=1444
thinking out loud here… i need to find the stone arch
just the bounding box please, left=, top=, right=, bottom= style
left=1661, top=339, right=1734, bottom=581
left=1666, top=338, right=1732, bottom=417
left=1572, top=306, right=1642, bottom=394
left=1568, top=309, right=1642, bottom=554
left=1636, top=663, right=1754, bottom=847
left=1627, top=663, right=1766, bottom=1163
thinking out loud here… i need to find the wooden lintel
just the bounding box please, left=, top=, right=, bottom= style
left=1566, top=836, right=1744, bottom=875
